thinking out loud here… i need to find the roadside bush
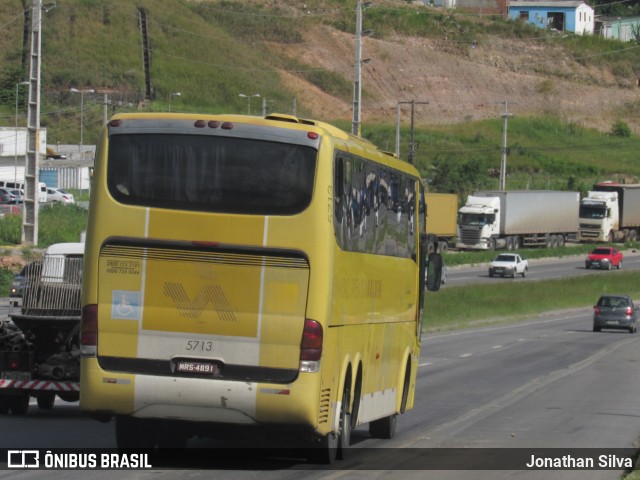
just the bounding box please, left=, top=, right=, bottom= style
left=0, top=268, right=13, bottom=296
left=610, top=120, right=631, bottom=137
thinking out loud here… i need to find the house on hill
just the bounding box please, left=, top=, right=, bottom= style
left=508, top=0, right=595, bottom=35
left=595, top=16, right=640, bottom=42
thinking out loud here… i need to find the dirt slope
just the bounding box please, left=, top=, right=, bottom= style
left=273, top=24, right=639, bottom=132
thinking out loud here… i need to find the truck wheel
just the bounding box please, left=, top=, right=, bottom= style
left=617, top=261, right=622, bottom=270
left=37, top=392, right=55, bottom=410
left=0, top=396, right=9, bottom=414
left=9, top=393, right=30, bottom=415
left=506, top=237, right=514, bottom=250
left=489, top=270, right=494, bottom=278
left=522, top=268, right=527, bottom=278
left=369, top=414, right=397, bottom=439
left=58, top=393, right=80, bottom=403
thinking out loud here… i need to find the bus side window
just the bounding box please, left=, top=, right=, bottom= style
left=334, top=156, right=344, bottom=199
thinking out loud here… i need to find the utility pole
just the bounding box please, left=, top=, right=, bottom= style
left=23, top=0, right=42, bottom=245
left=351, top=1, right=372, bottom=137
left=395, top=100, right=429, bottom=164
left=499, top=99, right=513, bottom=191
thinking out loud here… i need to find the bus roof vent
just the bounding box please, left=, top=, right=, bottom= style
left=265, top=113, right=317, bottom=126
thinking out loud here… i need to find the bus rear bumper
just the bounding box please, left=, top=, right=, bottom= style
left=80, top=358, right=320, bottom=428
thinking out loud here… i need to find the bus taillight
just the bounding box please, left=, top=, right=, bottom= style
left=81, top=304, right=98, bottom=357
left=300, top=319, right=323, bottom=373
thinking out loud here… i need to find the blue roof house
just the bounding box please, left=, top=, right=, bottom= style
left=509, top=1, right=595, bottom=35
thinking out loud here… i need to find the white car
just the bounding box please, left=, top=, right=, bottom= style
left=47, top=187, right=75, bottom=204
left=489, top=253, right=528, bottom=278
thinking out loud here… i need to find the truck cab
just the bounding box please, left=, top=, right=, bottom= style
left=578, top=191, right=619, bottom=243
left=456, top=195, right=500, bottom=250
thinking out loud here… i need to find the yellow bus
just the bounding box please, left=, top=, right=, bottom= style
left=80, top=112, right=442, bottom=462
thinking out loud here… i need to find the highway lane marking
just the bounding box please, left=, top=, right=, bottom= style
left=423, top=311, right=590, bottom=342
left=409, top=335, right=640, bottom=445
left=459, top=353, right=473, bottom=358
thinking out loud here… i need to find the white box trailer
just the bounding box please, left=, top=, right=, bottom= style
left=457, top=190, right=580, bottom=250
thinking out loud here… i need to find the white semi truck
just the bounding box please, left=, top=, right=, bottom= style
left=578, top=182, right=640, bottom=243
left=456, top=190, right=580, bottom=250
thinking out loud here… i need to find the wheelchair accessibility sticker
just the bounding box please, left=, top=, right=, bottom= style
left=111, top=290, right=141, bottom=320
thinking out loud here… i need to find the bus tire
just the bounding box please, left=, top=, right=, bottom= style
left=307, top=432, right=338, bottom=465
left=337, top=386, right=351, bottom=460
left=369, top=414, right=397, bottom=439
left=350, top=367, right=362, bottom=430
left=116, top=416, right=156, bottom=451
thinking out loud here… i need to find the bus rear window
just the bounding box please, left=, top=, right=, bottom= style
left=107, top=134, right=317, bottom=215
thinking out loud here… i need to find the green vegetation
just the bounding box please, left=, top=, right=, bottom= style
left=0, top=268, right=12, bottom=296
left=424, top=270, right=640, bottom=332
left=0, top=0, right=639, bottom=166
left=0, top=204, right=87, bottom=247
left=349, top=117, right=640, bottom=202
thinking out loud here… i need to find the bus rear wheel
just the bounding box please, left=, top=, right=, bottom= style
left=337, top=386, right=351, bottom=459
left=369, top=414, right=397, bottom=439
left=307, top=385, right=351, bottom=464
left=307, top=432, right=338, bottom=464
left=115, top=416, right=156, bottom=450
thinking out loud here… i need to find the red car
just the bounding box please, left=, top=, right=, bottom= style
left=585, top=247, right=623, bottom=270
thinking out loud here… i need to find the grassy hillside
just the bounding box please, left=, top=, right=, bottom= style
left=1, top=0, right=640, bottom=195
left=353, top=115, right=640, bottom=200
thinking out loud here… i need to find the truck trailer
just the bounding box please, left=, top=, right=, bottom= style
left=578, top=182, right=640, bottom=243
left=456, top=190, right=580, bottom=250
left=424, top=192, right=458, bottom=252
left=0, top=243, right=84, bottom=414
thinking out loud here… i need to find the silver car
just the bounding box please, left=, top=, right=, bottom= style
left=593, top=294, right=638, bottom=333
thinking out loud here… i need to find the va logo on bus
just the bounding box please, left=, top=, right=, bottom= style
left=163, top=283, right=237, bottom=321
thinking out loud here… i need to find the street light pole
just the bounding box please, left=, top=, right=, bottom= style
left=168, top=92, right=181, bottom=112
left=70, top=87, right=94, bottom=153
left=14, top=81, right=29, bottom=185
left=239, top=93, right=260, bottom=115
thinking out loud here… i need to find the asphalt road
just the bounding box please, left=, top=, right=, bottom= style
left=1, top=252, right=639, bottom=479
left=445, top=248, right=640, bottom=286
